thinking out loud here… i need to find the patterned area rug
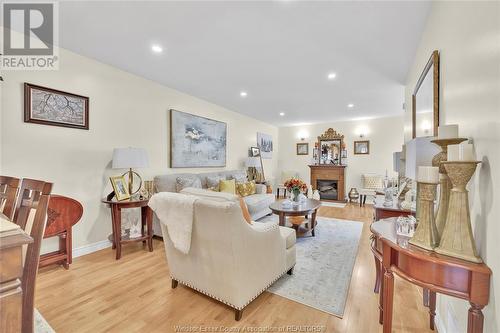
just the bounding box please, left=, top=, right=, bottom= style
left=35, top=309, right=55, bottom=333
left=257, top=215, right=363, bottom=317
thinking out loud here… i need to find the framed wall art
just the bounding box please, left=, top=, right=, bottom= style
left=170, top=109, right=227, bottom=168
left=354, top=140, right=370, bottom=155
left=257, top=132, right=273, bottom=159
left=24, top=83, right=89, bottom=130
left=296, top=143, right=309, bottom=155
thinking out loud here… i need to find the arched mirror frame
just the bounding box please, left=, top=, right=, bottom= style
left=317, top=128, right=344, bottom=165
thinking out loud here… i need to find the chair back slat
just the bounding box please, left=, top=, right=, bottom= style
left=0, top=176, right=20, bottom=220
left=13, top=178, right=53, bottom=333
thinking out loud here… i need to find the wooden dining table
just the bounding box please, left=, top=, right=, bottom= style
left=0, top=212, right=33, bottom=332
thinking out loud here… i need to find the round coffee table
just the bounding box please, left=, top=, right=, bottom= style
left=269, top=199, right=322, bottom=236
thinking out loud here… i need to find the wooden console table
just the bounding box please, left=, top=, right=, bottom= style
left=373, top=195, right=415, bottom=221
left=371, top=218, right=492, bottom=333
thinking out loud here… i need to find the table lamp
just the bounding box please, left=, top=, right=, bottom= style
left=112, top=147, right=149, bottom=195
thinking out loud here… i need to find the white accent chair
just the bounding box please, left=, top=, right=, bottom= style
left=359, top=174, right=384, bottom=206
left=159, top=192, right=296, bottom=321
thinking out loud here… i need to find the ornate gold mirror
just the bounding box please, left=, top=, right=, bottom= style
left=412, top=50, right=439, bottom=138
left=317, top=128, right=344, bottom=165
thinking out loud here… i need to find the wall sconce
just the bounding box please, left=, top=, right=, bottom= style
left=356, top=126, right=368, bottom=138
left=297, top=130, right=309, bottom=141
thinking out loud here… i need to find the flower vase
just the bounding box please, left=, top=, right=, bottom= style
left=291, top=189, right=301, bottom=206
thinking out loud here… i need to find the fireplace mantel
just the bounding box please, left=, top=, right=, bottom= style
left=309, top=164, right=347, bottom=202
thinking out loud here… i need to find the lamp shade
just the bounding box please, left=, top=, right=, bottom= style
left=393, top=152, right=401, bottom=173
left=112, top=148, right=149, bottom=169
left=245, top=157, right=260, bottom=168
left=405, top=137, right=440, bottom=180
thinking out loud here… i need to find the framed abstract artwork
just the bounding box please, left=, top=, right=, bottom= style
left=24, top=83, right=89, bottom=130
left=250, top=147, right=261, bottom=157
left=170, top=109, right=227, bottom=168
left=257, top=132, right=273, bottom=159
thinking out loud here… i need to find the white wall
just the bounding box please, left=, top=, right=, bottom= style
left=405, top=2, right=500, bottom=332
left=1, top=42, right=278, bottom=251
left=277, top=116, right=404, bottom=195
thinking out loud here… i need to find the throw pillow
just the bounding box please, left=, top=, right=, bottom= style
left=206, top=175, right=224, bottom=191
left=238, top=197, right=253, bottom=224
left=236, top=181, right=256, bottom=197
left=175, top=176, right=202, bottom=193
left=362, top=174, right=384, bottom=190
left=219, top=179, right=236, bottom=194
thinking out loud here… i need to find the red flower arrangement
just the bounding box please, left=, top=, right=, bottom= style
left=284, top=177, right=308, bottom=195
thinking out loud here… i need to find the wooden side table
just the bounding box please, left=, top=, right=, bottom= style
left=101, top=197, right=153, bottom=260
left=371, top=218, right=492, bottom=333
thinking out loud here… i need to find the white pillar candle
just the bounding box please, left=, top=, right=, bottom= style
left=438, top=124, right=459, bottom=139
left=418, top=166, right=440, bottom=183
left=459, top=143, right=475, bottom=161
left=447, top=144, right=460, bottom=161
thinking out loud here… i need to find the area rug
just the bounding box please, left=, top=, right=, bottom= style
left=320, top=201, right=347, bottom=208
left=257, top=215, right=363, bottom=317
left=35, top=309, right=55, bottom=333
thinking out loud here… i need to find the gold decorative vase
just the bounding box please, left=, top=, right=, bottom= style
left=409, top=182, right=439, bottom=250
left=431, top=138, right=467, bottom=236
left=435, top=161, right=482, bottom=262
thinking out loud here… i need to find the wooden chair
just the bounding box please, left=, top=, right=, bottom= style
left=0, top=176, right=20, bottom=220
left=13, top=179, right=53, bottom=333
left=39, top=195, right=83, bottom=269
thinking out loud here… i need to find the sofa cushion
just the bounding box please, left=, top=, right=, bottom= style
left=243, top=193, right=275, bottom=215
left=206, top=175, right=224, bottom=191
left=236, top=181, right=256, bottom=197
left=180, top=187, right=238, bottom=202
left=227, top=170, right=247, bottom=183
left=279, top=226, right=296, bottom=249
left=175, top=175, right=202, bottom=192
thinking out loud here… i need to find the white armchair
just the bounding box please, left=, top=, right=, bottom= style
left=160, top=197, right=296, bottom=320
left=359, top=173, right=384, bottom=206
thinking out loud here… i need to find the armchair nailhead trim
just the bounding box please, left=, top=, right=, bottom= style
left=170, top=264, right=295, bottom=311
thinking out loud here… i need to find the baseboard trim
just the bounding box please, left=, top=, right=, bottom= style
left=73, top=239, right=112, bottom=258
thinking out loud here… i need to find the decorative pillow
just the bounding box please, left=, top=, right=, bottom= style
left=219, top=179, right=236, bottom=195
left=228, top=171, right=247, bottom=183
left=206, top=175, right=224, bottom=191
left=362, top=174, right=384, bottom=190
left=175, top=176, right=202, bottom=193
left=236, top=181, right=256, bottom=197
left=238, top=197, right=253, bottom=224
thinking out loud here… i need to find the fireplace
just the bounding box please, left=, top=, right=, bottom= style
left=309, top=165, right=346, bottom=202
left=317, top=179, right=338, bottom=200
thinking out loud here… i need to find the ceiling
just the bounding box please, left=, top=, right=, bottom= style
left=58, top=1, right=431, bottom=127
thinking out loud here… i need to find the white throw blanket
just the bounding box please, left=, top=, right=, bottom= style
left=148, top=192, right=198, bottom=254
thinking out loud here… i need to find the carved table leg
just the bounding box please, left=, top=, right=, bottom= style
left=146, top=207, right=153, bottom=252
left=141, top=206, right=147, bottom=246
left=374, top=254, right=381, bottom=293
left=429, top=291, right=436, bottom=330
left=112, top=205, right=122, bottom=260
left=379, top=270, right=384, bottom=324
left=110, top=205, right=117, bottom=250
left=423, top=288, right=430, bottom=307
left=382, top=268, right=394, bottom=333
left=311, top=210, right=317, bottom=237
left=467, top=303, right=484, bottom=333
left=279, top=213, right=285, bottom=227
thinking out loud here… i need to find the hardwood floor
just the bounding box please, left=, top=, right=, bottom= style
left=36, top=203, right=433, bottom=333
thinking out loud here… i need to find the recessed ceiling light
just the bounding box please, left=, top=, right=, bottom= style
left=279, top=112, right=285, bottom=116
left=347, top=103, right=354, bottom=108
left=151, top=44, right=163, bottom=53
left=240, top=91, right=248, bottom=98
left=327, top=72, right=337, bottom=80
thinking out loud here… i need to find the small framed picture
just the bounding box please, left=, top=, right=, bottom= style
left=341, top=149, right=348, bottom=158
left=250, top=146, right=261, bottom=157
left=296, top=143, right=309, bottom=155
left=110, top=175, right=130, bottom=201
left=354, top=140, right=370, bottom=155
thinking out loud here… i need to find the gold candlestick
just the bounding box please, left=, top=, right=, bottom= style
left=431, top=138, right=467, bottom=237
left=435, top=161, right=482, bottom=262
left=409, top=182, right=439, bottom=250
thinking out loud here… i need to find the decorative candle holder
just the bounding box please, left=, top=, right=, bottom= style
left=431, top=138, right=467, bottom=237
left=435, top=161, right=482, bottom=263
left=409, top=182, right=439, bottom=250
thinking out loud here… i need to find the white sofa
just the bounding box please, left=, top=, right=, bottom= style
left=153, top=170, right=275, bottom=235
left=158, top=191, right=296, bottom=320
